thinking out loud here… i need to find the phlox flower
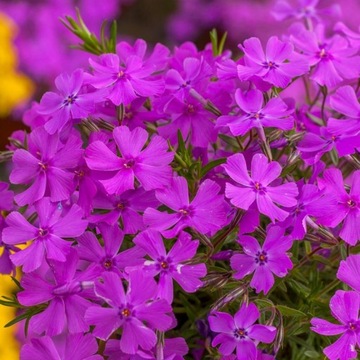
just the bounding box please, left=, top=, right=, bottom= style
left=10, top=127, right=82, bottom=206
left=38, top=68, right=94, bottom=134
left=208, top=302, right=277, bottom=360
left=311, top=290, right=360, bottom=360
left=223, top=153, right=298, bottom=222
left=237, top=36, right=309, bottom=88
left=144, top=176, right=228, bottom=237
left=337, top=255, right=360, bottom=292
left=231, top=226, right=293, bottom=294
left=310, top=168, right=360, bottom=245
left=104, top=337, right=188, bottom=360
left=85, top=126, right=173, bottom=195
left=77, top=224, right=144, bottom=277
left=18, top=249, right=97, bottom=336
left=217, top=88, right=294, bottom=141
left=2, top=197, right=87, bottom=272
left=20, top=333, right=102, bottom=360
left=85, top=271, right=173, bottom=355
left=88, top=53, right=164, bottom=105
left=290, top=24, right=360, bottom=88
left=133, top=230, right=207, bottom=303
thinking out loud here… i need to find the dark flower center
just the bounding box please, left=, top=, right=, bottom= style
left=37, top=228, right=49, bottom=237
left=38, top=162, right=48, bottom=171
left=234, top=328, right=248, bottom=339
left=347, top=199, right=357, bottom=208
left=187, top=104, right=195, bottom=113
left=255, top=251, right=268, bottom=265
left=121, top=308, right=131, bottom=317
left=348, top=321, right=358, bottom=331
left=160, top=261, right=169, bottom=269
left=63, top=94, right=77, bottom=106
left=253, top=181, right=266, bottom=193
left=263, top=61, right=278, bottom=69
left=116, top=202, right=125, bottom=210
left=123, top=159, right=135, bottom=169
left=103, top=259, right=113, bottom=269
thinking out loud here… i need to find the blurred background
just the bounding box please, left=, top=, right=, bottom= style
left=2, top=0, right=360, bottom=149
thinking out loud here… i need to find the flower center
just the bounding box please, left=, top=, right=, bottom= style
left=160, top=261, right=169, bottom=269
left=253, top=181, right=265, bottom=193
left=118, top=70, right=125, bottom=78
left=116, top=202, right=125, bottom=210
left=38, top=162, right=48, bottom=171
left=255, top=251, right=268, bottom=265
left=348, top=321, right=358, bottom=331
left=37, top=228, right=49, bottom=237
left=103, top=259, right=113, bottom=269
left=63, top=94, right=77, bottom=106
left=123, top=159, right=135, bottom=169
left=121, top=308, right=131, bottom=317
left=187, top=104, right=195, bottom=113
left=263, top=61, right=278, bottom=69
left=234, top=328, right=248, bottom=339
left=347, top=199, right=357, bottom=208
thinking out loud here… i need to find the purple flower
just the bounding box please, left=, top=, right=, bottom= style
left=311, top=290, right=360, bottom=360
left=85, top=126, right=173, bottom=195
left=217, top=89, right=294, bottom=141
left=0, top=182, right=14, bottom=211
left=20, top=333, right=102, bottom=360
left=272, top=0, right=341, bottom=23
left=89, top=187, right=159, bottom=234
left=85, top=271, right=173, bottom=354
left=290, top=24, right=360, bottom=87
left=18, top=249, right=96, bottom=336
left=77, top=224, right=144, bottom=276
left=104, top=337, right=188, bottom=360
left=310, top=169, right=360, bottom=245
left=237, top=36, right=309, bottom=88
left=133, top=230, right=207, bottom=303
left=38, top=69, right=95, bottom=134
left=88, top=54, right=164, bottom=105
left=208, top=302, right=277, bottom=360
left=337, top=255, right=360, bottom=292
left=158, top=95, right=217, bottom=148
left=9, top=127, right=82, bottom=206
left=231, top=226, right=293, bottom=294
left=2, top=197, right=87, bottom=272
left=223, top=153, right=298, bottom=222
left=144, top=177, right=228, bottom=237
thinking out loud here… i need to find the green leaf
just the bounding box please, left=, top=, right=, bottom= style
left=200, top=158, right=226, bottom=178
left=276, top=305, right=307, bottom=318
left=304, top=350, right=321, bottom=358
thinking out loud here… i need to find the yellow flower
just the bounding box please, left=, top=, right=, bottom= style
left=0, top=12, right=33, bottom=117
left=0, top=275, right=20, bottom=359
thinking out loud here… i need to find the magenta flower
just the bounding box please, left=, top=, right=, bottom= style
left=20, top=333, right=102, bottom=360
left=89, top=187, right=159, bottom=234
left=337, top=255, right=360, bottom=292
left=231, top=226, right=293, bottom=294
left=237, top=36, right=309, bottom=88
left=0, top=182, right=14, bottom=211
left=133, top=230, right=207, bottom=303
left=144, top=177, right=228, bottom=237
left=311, top=290, right=360, bottom=360
left=158, top=95, right=217, bottom=148
left=310, top=169, right=360, bottom=245
left=89, top=54, right=164, bottom=105
left=85, top=271, right=173, bottom=355
left=77, top=225, right=145, bottom=277
left=217, top=89, right=294, bottom=141
left=10, top=127, right=82, bottom=206
left=38, top=69, right=95, bottom=134
left=18, top=250, right=96, bottom=336
left=208, top=302, right=277, bottom=360
left=290, top=25, right=360, bottom=87
left=85, top=126, right=173, bottom=195
left=104, top=337, right=188, bottom=360
left=2, top=198, right=87, bottom=272
left=272, top=0, right=341, bottom=23
left=224, top=153, right=298, bottom=222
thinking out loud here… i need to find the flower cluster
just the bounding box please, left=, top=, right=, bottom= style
left=1, top=1, right=360, bottom=359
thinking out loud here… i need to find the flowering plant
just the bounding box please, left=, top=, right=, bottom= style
left=1, top=2, right=360, bottom=359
